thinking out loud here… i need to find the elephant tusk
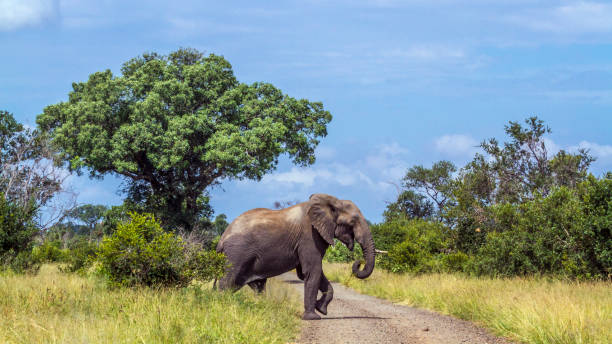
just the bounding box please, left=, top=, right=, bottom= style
left=375, top=249, right=388, bottom=255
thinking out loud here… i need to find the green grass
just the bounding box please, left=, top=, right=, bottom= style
left=325, top=263, right=611, bottom=344
left=0, top=265, right=301, bottom=344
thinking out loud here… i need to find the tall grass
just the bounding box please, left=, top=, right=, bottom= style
left=325, top=263, right=611, bottom=344
left=0, top=265, right=301, bottom=344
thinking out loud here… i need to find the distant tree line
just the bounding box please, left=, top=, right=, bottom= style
left=364, top=117, right=610, bottom=279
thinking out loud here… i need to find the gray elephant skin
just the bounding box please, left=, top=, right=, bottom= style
left=216, top=193, right=375, bottom=320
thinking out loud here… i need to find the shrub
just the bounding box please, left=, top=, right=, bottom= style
left=0, top=249, right=41, bottom=273
left=97, top=212, right=227, bottom=288
left=577, top=175, right=612, bottom=278
left=371, top=220, right=411, bottom=251
left=383, top=239, right=427, bottom=273
left=0, top=195, right=38, bottom=257
left=467, top=230, right=539, bottom=277
left=0, top=195, right=40, bottom=273
left=32, top=240, right=66, bottom=263
left=376, top=219, right=449, bottom=273
left=61, top=239, right=98, bottom=273
left=324, top=240, right=362, bottom=263
left=440, top=251, right=469, bottom=272
left=469, top=185, right=611, bottom=278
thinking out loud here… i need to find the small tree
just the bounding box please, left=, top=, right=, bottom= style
left=383, top=190, right=434, bottom=221
left=479, top=116, right=593, bottom=203
left=211, top=213, right=229, bottom=235
left=395, top=160, right=456, bottom=221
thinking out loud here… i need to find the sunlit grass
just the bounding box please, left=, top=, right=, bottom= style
left=325, top=263, right=611, bottom=344
left=0, top=265, right=301, bottom=344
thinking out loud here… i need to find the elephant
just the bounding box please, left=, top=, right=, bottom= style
left=216, top=193, right=375, bottom=320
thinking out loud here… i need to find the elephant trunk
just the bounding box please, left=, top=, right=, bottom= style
left=352, top=218, right=375, bottom=279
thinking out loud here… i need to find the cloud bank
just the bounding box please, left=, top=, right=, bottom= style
left=0, top=0, right=56, bottom=31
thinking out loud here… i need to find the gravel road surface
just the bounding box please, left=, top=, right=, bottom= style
left=277, top=272, right=512, bottom=344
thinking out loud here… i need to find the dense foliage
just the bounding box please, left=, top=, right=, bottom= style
left=96, top=212, right=227, bottom=287
left=37, top=48, right=332, bottom=230
left=0, top=193, right=40, bottom=272
left=380, top=117, right=610, bottom=279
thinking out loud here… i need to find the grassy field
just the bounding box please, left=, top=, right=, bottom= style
left=0, top=265, right=301, bottom=344
left=325, top=263, right=611, bottom=344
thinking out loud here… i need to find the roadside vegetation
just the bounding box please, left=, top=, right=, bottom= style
left=323, top=117, right=611, bottom=344
left=326, top=118, right=610, bottom=280
left=325, top=263, right=611, bottom=344
left=0, top=264, right=301, bottom=344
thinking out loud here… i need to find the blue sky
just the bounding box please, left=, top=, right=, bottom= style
left=2, top=0, right=611, bottom=223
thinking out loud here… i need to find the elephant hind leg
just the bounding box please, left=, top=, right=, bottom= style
left=247, top=278, right=267, bottom=293
left=219, top=256, right=256, bottom=292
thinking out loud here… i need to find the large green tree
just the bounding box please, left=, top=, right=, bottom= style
left=37, top=49, right=332, bottom=229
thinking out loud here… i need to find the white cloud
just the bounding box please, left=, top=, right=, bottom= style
left=261, top=142, right=409, bottom=191
left=570, top=141, right=612, bottom=159
left=542, top=137, right=561, bottom=155
left=379, top=142, right=410, bottom=156
left=264, top=164, right=374, bottom=188
left=434, top=134, right=479, bottom=157
left=0, top=0, right=56, bottom=31
left=265, top=167, right=331, bottom=187
left=510, top=1, right=612, bottom=34
left=365, top=143, right=410, bottom=181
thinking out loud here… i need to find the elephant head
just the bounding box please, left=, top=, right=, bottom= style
left=308, top=194, right=375, bottom=279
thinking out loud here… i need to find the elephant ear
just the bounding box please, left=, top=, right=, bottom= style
left=307, top=194, right=339, bottom=245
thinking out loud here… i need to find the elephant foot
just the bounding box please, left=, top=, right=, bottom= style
left=302, top=311, right=321, bottom=320
left=315, top=300, right=328, bottom=315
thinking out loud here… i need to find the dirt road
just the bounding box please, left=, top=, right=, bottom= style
left=277, top=272, right=511, bottom=344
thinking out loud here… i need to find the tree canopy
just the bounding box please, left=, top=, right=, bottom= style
left=37, top=48, right=332, bottom=229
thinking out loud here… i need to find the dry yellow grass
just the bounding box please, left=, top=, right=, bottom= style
left=325, top=263, right=611, bottom=344
left=0, top=265, right=301, bottom=344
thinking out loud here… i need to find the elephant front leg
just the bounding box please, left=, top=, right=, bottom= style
left=302, top=268, right=322, bottom=320
left=315, top=273, right=333, bottom=315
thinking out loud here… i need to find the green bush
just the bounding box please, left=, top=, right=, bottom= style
left=32, top=240, right=66, bottom=263
left=61, top=239, right=98, bottom=273
left=0, top=194, right=40, bottom=273
left=383, top=239, right=428, bottom=273
left=468, top=184, right=611, bottom=278
left=324, top=240, right=362, bottom=263
left=97, top=212, right=227, bottom=288
left=577, top=175, right=612, bottom=278
left=467, top=230, right=539, bottom=277
left=182, top=247, right=227, bottom=283
left=440, top=251, right=469, bottom=272
left=0, top=195, right=38, bottom=256
left=371, top=220, right=411, bottom=251
left=0, top=249, right=41, bottom=273
left=376, top=219, right=449, bottom=273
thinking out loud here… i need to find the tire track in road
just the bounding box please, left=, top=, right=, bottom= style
left=277, top=273, right=511, bottom=344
